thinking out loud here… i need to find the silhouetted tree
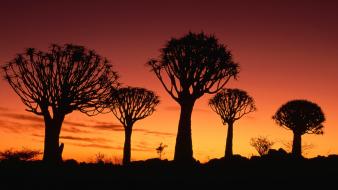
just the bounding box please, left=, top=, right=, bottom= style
left=156, top=143, right=168, bottom=160
left=273, top=100, right=325, bottom=158
left=2, top=44, right=119, bottom=164
left=250, top=136, right=274, bottom=156
left=148, top=32, right=239, bottom=163
left=209, top=88, right=256, bottom=159
left=110, top=87, right=159, bottom=165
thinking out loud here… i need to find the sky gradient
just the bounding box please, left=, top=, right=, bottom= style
left=1, top=0, right=338, bottom=163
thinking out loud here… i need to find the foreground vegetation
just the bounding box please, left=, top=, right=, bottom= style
left=1, top=150, right=338, bottom=188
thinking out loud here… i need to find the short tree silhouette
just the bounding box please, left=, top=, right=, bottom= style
left=2, top=44, right=119, bottom=164
left=272, top=100, right=325, bottom=158
left=250, top=136, right=274, bottom=156
left=209, top=88, right=256, bottom=159
left=148, top=32, right=239, bottom=163
left=156, top=143, right=168, bottom=160
left=110, top=87, right=159, bottom=165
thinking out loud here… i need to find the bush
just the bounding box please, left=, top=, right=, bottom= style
left=0, top=148, right=41, bottom=162
left=250, top=136, right=274, bottom=156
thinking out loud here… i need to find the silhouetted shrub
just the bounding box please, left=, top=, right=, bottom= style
left=95, top=152, right=105, bottom=165
left=328, top=154, right=338, bottom=159
left=265, top=148, right=289, bottom=159
left=63, top=159, right=79, bottom=167
left=0, top=148, right=41, bottom=162
left=250, top=136, right=274, bottom=156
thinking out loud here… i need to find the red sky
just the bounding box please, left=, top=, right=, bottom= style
left=0, top=0, right=338, bottom=163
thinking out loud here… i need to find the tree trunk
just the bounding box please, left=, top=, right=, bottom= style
left=225, top=121, right=234, bottom=159
left=292, top=132, right=302, bottom=158
left=123, top=126, right=133, bottom=165
left=43, top=114, right=65, bottom=165
left=174, top=99, right=195, bottom=163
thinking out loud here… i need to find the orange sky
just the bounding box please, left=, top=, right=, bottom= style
left=1, top=0, right=338, bottom=163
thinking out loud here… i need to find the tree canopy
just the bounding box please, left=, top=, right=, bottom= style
left=209, top=88, right=256, bottom=125
left=273, top=99, right=325, bottom=135
left=148, top=32, right=239, bottom=103
left=3, top=44, right=119, bottom=116
left=110, top=87, right=160, bottom=127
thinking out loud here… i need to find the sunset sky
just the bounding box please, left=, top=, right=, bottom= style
left=0, top=0, right=337, bottom=163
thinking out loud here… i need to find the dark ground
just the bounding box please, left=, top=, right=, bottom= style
left=1, top=151, right=338, bottom=189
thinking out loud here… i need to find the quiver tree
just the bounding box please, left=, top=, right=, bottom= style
left=209, top=88, right=256, bottom=159
left=110, top=87, right=159, bottom=165
left=148, top=32, right=239, bottom=163
left=272, top=100, right=325, bottom=158
left=2, top=44, right=119, bottom=164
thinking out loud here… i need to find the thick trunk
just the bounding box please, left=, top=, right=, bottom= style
left=225, top=122, right=234, bottom=159
left=292, top=132, right=302, bottom=158
left=43, top=114, right=65, bottom=165
left=123, top=126, right=133, bottom=165
left=174, top=99, right=195, bottom=163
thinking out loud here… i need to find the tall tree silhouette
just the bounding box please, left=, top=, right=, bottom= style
left=2, top=44, right=119, bottom=164
left=272, top=100, right=325, bottom=158
left=209, top=88, right=256, bottom=159
left=148, top=32, right=239, bottom=163
left=110, top=87, right=159, bottom=165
